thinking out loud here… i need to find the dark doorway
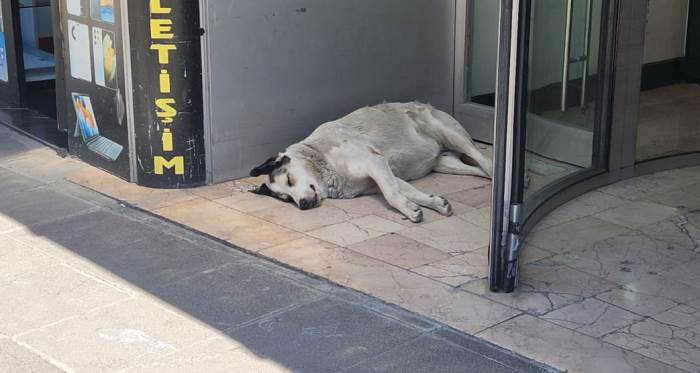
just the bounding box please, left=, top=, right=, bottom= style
left=2, top=0, right=67, bottom=149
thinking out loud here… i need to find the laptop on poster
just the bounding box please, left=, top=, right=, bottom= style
left=72, top=93, right=123, bottom=161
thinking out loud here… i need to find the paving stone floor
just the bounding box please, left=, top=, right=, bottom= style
left=6, top=113, right=700, bottom=372
left=67, top=148, right=700, bottom=372
left=0, top=126, right=553, bottom=372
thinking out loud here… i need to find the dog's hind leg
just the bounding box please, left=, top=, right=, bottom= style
left=396, top=179, right=453, bottom=216
left=426, top=108, right=493, bottom=178
left=434, top=152, right=490, bottom=178
left=366, top=156, right=424, bottom=223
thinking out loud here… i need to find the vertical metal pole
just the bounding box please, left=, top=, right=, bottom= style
left=489, top=0, right=520, bottom=292
left=580, top=0, right=594, bottom=109
left=561, top=0, right=574, bottom=112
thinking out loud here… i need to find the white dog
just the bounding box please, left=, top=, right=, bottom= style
left=250, top=102, right=493, bottom=223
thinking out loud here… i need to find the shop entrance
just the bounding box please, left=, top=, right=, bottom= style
left=0, top=0, right=66, bottom=148
left=488, top=0, right=615, bottom=292
left=19, top=0, right=57, bottom=118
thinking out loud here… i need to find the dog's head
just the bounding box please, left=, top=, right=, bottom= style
left=250, top=152, right=322, bottom=210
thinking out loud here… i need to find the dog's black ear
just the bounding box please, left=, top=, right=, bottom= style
left=250, top=155, right=291, bottom=177
left=252, top=183, right=274, bottom=196
left=250, top=156, right=280, bottom=177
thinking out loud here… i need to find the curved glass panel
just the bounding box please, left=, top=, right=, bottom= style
left=523, top=0, right=606, bottom=204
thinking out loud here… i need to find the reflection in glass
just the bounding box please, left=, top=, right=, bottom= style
left=523, top=0, right=604, bottom=200
left=636, top=0, right=700, bottom=161
left=636, top=84, right=700, bottom=161
left=468, top=1, right=500, bottom=107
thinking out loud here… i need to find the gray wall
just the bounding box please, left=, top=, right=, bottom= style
left=201, top=0, right=456, bottom=182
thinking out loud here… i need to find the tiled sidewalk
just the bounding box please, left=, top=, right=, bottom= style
left=0, top=126, right=552, bottom=373
left=67, top=155, right=700, bottom=372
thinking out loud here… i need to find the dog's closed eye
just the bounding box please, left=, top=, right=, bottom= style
left=287, top=174, right=295, bottom=187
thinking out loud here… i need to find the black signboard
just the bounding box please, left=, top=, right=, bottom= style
left=128, top=0, right=205, bottom=188
left=61, top=0, right=131, bottom=180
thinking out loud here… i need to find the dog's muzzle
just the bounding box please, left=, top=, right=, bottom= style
left=299, top=197, right=319, bottom=210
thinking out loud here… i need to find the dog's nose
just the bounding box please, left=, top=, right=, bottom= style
left=299, top=199, right=314, bottom=210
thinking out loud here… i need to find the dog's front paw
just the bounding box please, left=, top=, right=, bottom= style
left=407, top=208, right=424, bottom=223
left=435, top=197, right=453, bottom=217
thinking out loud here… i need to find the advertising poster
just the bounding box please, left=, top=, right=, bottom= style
left=92, top=27, right=117, bottom=89
left=64, top=0, right=130, bottom=180
left=67, top=20, right=92, bottom=82
left=67, top=0, right=84, bottom=16
left=0, top=5, right=7, bottom=82
left=72, top=93, right=123, bottom=160
left=90, top=0, right=115, bottom=24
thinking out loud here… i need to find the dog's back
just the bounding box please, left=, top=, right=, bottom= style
left=304, top=102, right=445, bottom=180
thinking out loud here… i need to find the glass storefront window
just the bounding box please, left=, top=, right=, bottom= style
left=522, top=0, right=604, bottom=201
left=636, top=0, right=700, bottom=162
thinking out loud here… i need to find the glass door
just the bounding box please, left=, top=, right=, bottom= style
left=0, top=0, right=25, bottom=104
left=489, top=0, right=613, bottom=293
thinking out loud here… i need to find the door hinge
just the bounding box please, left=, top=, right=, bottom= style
left=504, top=204, right=523, bottom=291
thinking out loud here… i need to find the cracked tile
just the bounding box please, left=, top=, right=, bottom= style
left=410, top=173, right=490, bottom=196
left=445, top=184, right=492, bottom=208
left=604, top=305, right=700, bottom=373
left=552, top=232, right=682, bottom=285
left=412, top=247, right=488, bottom=287
left=155, top=199, right=302, bottom=251
left=214, top=192, right=287, bottom=213
left=526, top=217, right=630, bottom=254
left=261, top=237, right=519, bottom=334
left=187, top=181, right=239, bottom=200
left=399, top=217, right=489, bottom=255
left=542, top=298, right=643, bottom=338
left=308, top=215, right=405, bottom=246
left=253, top=204, right=364, bottom=232
left=155, top=199, right=253, bottom=237
left=458, top=206, right=491, bottom=231
left=664, top=259, right=700, bottom=288
left=519, top=244, right=554, bottom=265
left=225, top=220, right=303, bottom=252
left=595, top=201, right=679, bottom=230
left=326, top=194, right=472, bottom=228
left=645, top=187, right=700, bottom=212
left=463, top=260, right=616, bottom=315
left=479, top=314, right=686, bottom=373
left=599, top=170, right=700, bottom=202
left=621, top=274, right=700, bottom=306
left=533, top=191, right=627, bottom=232
left=596, top=289, right=678, bottom=317
left=641, top=216, right=700, bottom=263
left=347, top=233, right=449, bottom=269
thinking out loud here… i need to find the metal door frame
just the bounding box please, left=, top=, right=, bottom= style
left=488, top=0, right=620, bottom=293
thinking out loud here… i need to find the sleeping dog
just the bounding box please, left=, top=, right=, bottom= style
left=250, top=102, right=493, bottom=223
